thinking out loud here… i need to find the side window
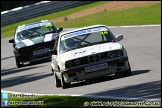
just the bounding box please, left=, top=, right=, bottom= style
left=14, top=29, right=20, bottom=42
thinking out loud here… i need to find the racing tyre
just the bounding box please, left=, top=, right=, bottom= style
left=61, top=74, right=71, bottom=89
left=115, top=62, right=132, bottom=77
left=15, top=56, right=23, bottom=68
left=123, top=62, right=132, bottom=76
left=54, top=72, right=61, bottom=88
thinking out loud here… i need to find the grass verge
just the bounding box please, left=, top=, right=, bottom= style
left=55, top=2, right=161, bottom=27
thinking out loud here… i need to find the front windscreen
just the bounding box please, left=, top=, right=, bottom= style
left=60, top=26, right=116, bottom=53
left=16, top=22, right=57, bottom=41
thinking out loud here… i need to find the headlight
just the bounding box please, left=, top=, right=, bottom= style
left=115, top=50, right=123, bottom=57
left=66, top=58, right=81, bottom=68
left=108, top=51, right=115, bottom=59
left=65, top=60, right=74, bottom=68
left=18, top=48, right=26, bottom=54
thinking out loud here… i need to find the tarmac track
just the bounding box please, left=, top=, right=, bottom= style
left=1, top=25, right=161, bottom=100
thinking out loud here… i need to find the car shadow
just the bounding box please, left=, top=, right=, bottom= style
left=1, top=65, right=46, bottom=76
left=1, top=72, right=53, bottom=88
left=83, top=80, right=161, bottom=100
left=1, top=55, right=15, bottom=61
left=68, top=69, right=150, bottom=88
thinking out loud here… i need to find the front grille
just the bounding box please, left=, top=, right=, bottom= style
left=80, top=56, right=89, bottom=65
left=88, top=54, right=101, bottom=63
left=94, top=54, right=101, bottom=61
left=88, top=55, right=95, bottom=63
left=100, top=52, right=108, bottom=60
left=66, top=50, right=123, bottom=68
left=19, top=40, right=55, bottom=62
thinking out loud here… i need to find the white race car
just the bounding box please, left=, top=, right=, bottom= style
left=51, top=25, right=132, bottom=89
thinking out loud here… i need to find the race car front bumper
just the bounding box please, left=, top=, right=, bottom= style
left=62, top=57, right=130, bottom=83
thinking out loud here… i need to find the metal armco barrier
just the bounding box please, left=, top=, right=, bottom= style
left=1, top=1, right=95, bottom=26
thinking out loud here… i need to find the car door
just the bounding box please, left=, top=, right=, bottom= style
left=52, top=36, right=59, bottom=72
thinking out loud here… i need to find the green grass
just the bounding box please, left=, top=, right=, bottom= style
left=1, top=2, right=161, bottom=38
left=55, top=2, right=161, bottom=27
left=1, top=94, right=161, bottom=107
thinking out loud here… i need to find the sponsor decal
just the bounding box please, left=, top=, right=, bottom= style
left=85, top=63, right=108, bottom=73
left=61, top=27, right=108, bottom=41
left=33, top=48, right=50, bottom=56
left=17, top=22, right=52, bottom=32
left=44, top=34, right=53, bottom=42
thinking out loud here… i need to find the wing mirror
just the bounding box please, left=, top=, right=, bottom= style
left=116, top=34, right=123, bottom=41
left=58, top=27, right=63, bottom=32
left=9, top=39, right=14, bottom=43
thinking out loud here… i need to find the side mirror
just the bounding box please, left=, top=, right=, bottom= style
left=9, top=39, right=14, bottom=43
left=49, top=49, right=57, bottom=55
left=58, top=27, right=63, bottom=32
left=116, top=34, right=123, bottom=41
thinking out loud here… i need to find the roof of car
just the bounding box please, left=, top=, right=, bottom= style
left=60, top=24, right=108, bottom=36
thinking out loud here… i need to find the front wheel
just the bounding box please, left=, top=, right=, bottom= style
left=61, top=74, right=71, bottom=89
left=15, top=56, right=23, bottom=68
left=54, top=72, right=61, bottom=88
left=122, top=61, right=132, bottom=76
left=115, top=62, right=132, bottom=77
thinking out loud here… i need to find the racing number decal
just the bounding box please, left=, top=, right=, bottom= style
left=101, top=31, right=108, bottom=34
left=45, top=23, right=52, bottom=27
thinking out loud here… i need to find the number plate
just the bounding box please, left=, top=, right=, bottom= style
left=85, top=63, right=108, bottom=73
left=33, top=48, right=50, bottom=55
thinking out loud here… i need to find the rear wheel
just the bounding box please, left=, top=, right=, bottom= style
left=15, top=56, right=23, bottom=68
left=61, top=74, right=71, bottom=89
left=54, top=72, right=61, bottom=88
